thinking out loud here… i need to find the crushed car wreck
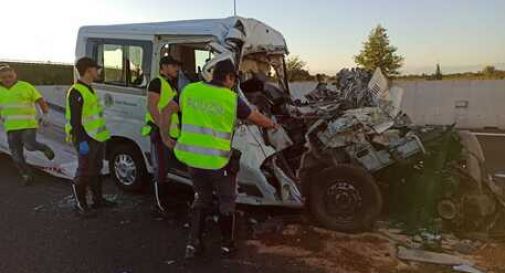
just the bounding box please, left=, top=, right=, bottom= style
left=238, top=61, right=505, bottom=233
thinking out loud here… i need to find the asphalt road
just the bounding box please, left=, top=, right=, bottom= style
left=0, top=154, right=318, bottom=273
left=0, top=135, right=503, bottom=273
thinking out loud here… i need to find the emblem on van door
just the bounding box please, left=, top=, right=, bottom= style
left=104, top=94, right=114, bottom=107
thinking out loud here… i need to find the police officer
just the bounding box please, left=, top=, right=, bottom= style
left=65, top=57, right=115, bottom=216
left=161, top=60, right=277, bottom=258
left=0, top=64, right=55, bottom=184
left=141, top=56, right=181, bottom=214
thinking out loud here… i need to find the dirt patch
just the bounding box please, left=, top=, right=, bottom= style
left=474, top=243, right=505, bottom=272
left=243, top=224, right=403, bottom=273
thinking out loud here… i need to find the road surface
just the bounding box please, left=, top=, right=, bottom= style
left=0, top=135, right=503, bottom=273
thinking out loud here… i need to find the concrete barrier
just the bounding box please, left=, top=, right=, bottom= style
left=37, top=85, right=68, bottom=108
left=396, top=80, right=505, bottom=129
left=289, top=80, right=505, bottom=130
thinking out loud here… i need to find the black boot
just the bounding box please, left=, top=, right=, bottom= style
left=219, top=213, right=237, bottom=257
left=90, top=176, right=116, bottom=209
left=73, top=177, right=93, bottom=217
left=185, top=208, right=206, bottom=259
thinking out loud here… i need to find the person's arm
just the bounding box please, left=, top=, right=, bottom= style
left=68, top=89, right=87, bottom=144
left=36, top=98, right=49, bottom=114
left=146, top=78, right=162, bottom=126
left=237, top=98, right=277, bottom=129
left=30, top=84, right=49, bottom=114
left=160, top=101, right=180, bottom=148
left=147, top=92, right=161, bottom=126
left=247, top=110, right=277, bottom=129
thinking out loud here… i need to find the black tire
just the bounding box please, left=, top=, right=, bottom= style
left=108, top=143, right=148, bottom=192
left=308, top=165, right=382, bottom=232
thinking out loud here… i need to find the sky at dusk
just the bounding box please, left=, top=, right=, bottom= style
left=1, top=0, right=503, bottom=75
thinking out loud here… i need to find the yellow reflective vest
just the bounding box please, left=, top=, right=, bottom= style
left=174, top=82, right=237, bottom=170
left=0, top=81, right=41, bottom=132
left=65, top=83, right=110, bottom=142
left=142, top=76, right=180, bottom=138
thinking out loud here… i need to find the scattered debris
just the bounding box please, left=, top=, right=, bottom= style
left=335, top=68, right=374, bottom=108
left=397, top=246, right=473, bottom=266
left=453, top=264, right=485, bottom=273
left=163, top=260, right=175, bottom=265
left=454, top=240, right=482, bottom=255
left=305, top=82, right=339, bottom=104
left=33, top=205, right=45, bottom=211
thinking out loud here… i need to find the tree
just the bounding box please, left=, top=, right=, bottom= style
left=286, top=56, right=313, bottom=81
left=355, top=25, right=404, bottom=76
left=482, top=65, right=496, bottom=77
left=434, top=63, right=443, bottom=80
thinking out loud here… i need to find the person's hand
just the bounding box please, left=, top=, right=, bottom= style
left=163, top=137, right=176, bottom=149
left=78, top=141, right=90, bottom=156
left=39, top=113, right=50, bottom=127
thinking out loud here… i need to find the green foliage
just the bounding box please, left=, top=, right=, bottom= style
left=1, top=61, right=73, bottom=85
left=482, top=65, right=497, bottom=77
left=434, top=64, right=443, bottom=80
left=355, top=25, right=404, bottom=76
left=396, top=66, right=505, bottom=82
left=286, top=56, right=314, bottom=82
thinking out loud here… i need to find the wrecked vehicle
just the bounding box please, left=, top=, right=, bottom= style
left=1, top=17, right=502, bottom=233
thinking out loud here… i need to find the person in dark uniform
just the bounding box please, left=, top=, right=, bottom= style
left=66, top=57, right=116, bottom=216
left=161, top=60, right=277, bottom=258
left=141, top=56, right=182, bottom=214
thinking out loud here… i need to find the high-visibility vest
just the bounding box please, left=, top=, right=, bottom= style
left=0, top=81, right=40, bottom=132
left=174, top=82, right=237, bottom=170
left=65, top=83, right=110, bottom=143
left=141, top=76, right=180, bottom=138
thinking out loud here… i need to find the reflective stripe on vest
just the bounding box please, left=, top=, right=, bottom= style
left=65, top=83, right=110, bottom=142
left=174, top=82, right=237, bottom=170
left=142, top=76, right=180, bottom=138
left=0, top=81, right=39, bottom=132
left=181, top=124, right=233, bottom=140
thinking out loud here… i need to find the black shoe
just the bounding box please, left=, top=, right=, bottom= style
left=43, top=148, right=55, bottom=161
left=73, top=205, right=96, bottom=218
left=220, top=241, right=237, bottom=257
left=91, top=198, right=117, bottom=209
left=184, top=243, right=203, bottom=259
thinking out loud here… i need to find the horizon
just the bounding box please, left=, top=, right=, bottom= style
left=1, top=0, right=503, bottom=75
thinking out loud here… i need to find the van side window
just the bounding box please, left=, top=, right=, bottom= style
left=99, top=44, right=126, bottom=85
left=162, top=43, right=213, bottom=82
left=93, top=41, right=150, bottom=89
left=126, top=46, right=145, bottom=86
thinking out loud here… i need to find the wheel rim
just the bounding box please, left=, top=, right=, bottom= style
left=324, top=180, right=363, bottom=223
left=114, top=154, right=137, bottom=186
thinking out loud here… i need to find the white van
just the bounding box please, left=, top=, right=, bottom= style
left=72, top=17, right=303, bottom=206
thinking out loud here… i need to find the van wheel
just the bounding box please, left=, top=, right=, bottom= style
left=109, top=143, right=148, bottom=191
left=308, top=165, right=382, bottom=232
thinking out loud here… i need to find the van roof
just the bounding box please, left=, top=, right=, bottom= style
left=79, top=16, right=288, bottom=55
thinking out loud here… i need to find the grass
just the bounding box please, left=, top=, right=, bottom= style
left=1, top=61, right=73, bottom=85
